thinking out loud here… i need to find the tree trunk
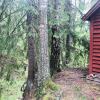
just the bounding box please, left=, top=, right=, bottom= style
left=50, top=0, right=61, bottom=75
left=38, top=0, right=50, bottom=85
left=50, top=26, right=61, bottom=75
left=65, top=0, right=74, bottom=64
left=23, top=37, right=37, bottom=100
left=22, top=0, right=38, bottom=100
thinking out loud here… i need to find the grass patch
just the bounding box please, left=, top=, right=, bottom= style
left=0, top=68, right=26, bottom=100
left=36, top=79, right=60, bottom=100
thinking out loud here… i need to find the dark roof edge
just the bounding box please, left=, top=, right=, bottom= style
left=82, top=0, right=100, bottom=21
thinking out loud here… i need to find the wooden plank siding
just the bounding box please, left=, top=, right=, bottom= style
left=90, top=12, right=100, bottom=74
left=82, top=1, right=100, bottom=74
left=89, top=19, right=93, bottom=74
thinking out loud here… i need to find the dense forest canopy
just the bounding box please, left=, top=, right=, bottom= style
left=0, top=0, right=99, bottom=100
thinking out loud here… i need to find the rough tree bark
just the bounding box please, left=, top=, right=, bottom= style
left=50, top=0, right=61, bottom=75
left=38, top=0, right=50, bottom=85
left=22, top=0, right=38, bottom=100
left=65, top=0, right=74, bottom=64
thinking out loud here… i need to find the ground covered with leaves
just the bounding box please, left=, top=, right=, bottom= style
left=54, top=69, right=100, bottom=100
left=1, top=68, right=100, bottom=100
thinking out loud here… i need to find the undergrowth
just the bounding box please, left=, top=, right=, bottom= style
left=36, top=79, right=60, bottom=100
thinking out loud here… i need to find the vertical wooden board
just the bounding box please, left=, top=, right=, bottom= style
left=89, top=19, right=93, bottom=74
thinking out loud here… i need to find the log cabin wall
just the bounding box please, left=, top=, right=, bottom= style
left=90, top=9, right=100, bottom=74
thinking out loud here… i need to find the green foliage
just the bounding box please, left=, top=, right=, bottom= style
left=44, top=79, right=60, bottom=91
left=43, top=93, right=55, bottom=100
left=0, top=0, right=98, bottom=99
left=0, top=68, right=26, bottom=100
left=0, top=0, right=27, bottom=80
left=48, top=0, right=91, bottom=68
left=36, top=79, right=60, bottom=99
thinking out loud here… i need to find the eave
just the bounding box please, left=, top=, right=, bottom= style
left=82, top=0, right=100, bottom=21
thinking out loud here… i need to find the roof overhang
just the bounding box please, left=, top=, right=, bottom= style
left=82, top=0, right=100, bottom=21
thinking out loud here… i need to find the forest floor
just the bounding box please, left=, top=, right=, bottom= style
left=54, top=68, right=100, bottom=100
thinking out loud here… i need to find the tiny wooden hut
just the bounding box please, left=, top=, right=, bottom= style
left=82, top=0, right=100, bottom=74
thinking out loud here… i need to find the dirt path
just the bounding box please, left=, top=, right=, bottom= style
left=54, top=69, right=100, bottom=100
